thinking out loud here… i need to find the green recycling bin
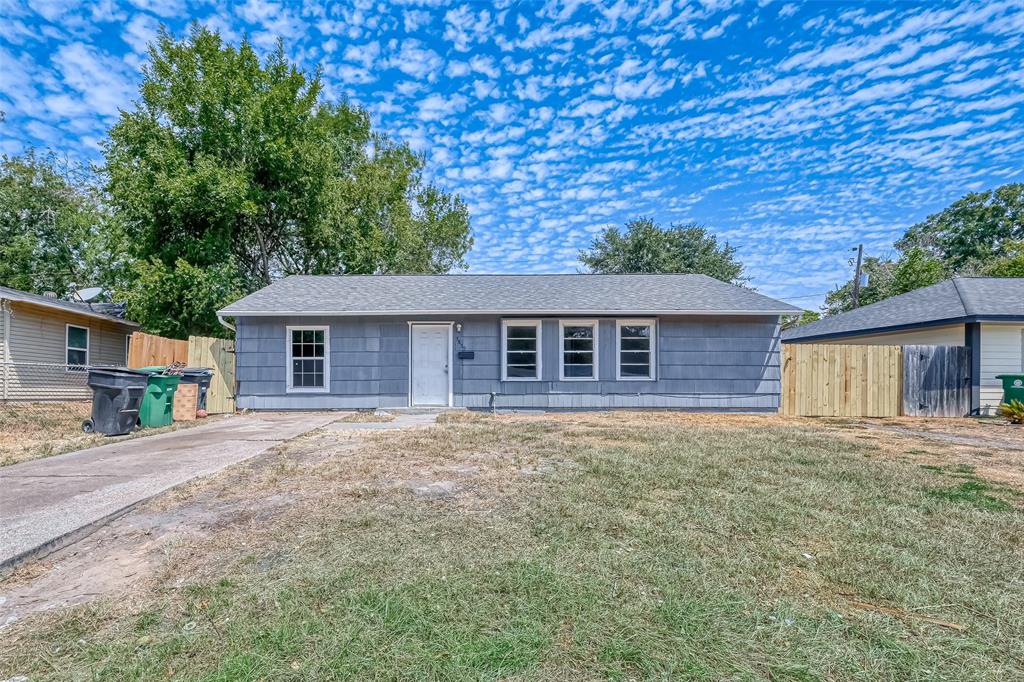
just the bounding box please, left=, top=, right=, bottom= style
left=137, top=366, right=181, bottom=428
left=995, top=374, right=1024, bottom=405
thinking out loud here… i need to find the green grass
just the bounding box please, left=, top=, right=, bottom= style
left=2, top=412, right=1022, bottom=680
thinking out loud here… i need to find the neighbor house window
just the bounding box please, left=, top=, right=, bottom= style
left=617, top=319, right=655, bottom=380
left=559, top=320, right=598, bottom=381
left=287, top=326, right=329, bottom=392
left=66, top=324, right=89, bottom=369
left=502, top=320, right=541, bottom=380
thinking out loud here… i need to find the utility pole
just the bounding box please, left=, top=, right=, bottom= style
left=851, top=244, right=864, bottom=308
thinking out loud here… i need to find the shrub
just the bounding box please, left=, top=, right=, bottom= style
left=997, top=399, right=1024, bottom=424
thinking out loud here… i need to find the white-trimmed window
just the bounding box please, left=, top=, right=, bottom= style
left=559, top=320, right=598, bottom=381
left=616, top=319, right=655, bottom=380
left=287, top=326, right=329, bottom=392
left=502, top=320, right=541, bottom=381
left=66, top=324, right=89, bottom=369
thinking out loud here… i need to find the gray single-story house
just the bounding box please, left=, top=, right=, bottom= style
left=1, top=285, right=139, bottom=401
left=782, top=277, right=1024, bottom=415
left=218, top=274, right=800, bottom=411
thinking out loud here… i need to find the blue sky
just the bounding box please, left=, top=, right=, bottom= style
left=2, top=1, right=1023, bottom=308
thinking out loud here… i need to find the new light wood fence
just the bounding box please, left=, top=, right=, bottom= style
left=187, top=335, right=236, bottom=414
left=781, top=344, right=903, bottom=417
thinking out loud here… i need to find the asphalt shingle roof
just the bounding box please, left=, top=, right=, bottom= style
left=782, top=277, right=1024, bottom=341
left=219, top=274, right=801, bottom=316
left=0, top=285, right=138, bottom=326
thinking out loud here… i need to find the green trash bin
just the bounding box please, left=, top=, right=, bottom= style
left=137, top=366, right=182, bottom=428
left=995, top=374, right=1024, bottom=405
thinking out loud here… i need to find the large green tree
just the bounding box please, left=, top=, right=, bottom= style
left=579, top=217, right=744, bottom=283
left=104, top=25, right=472, bottom=336
left=0, top=150, right=113, bottom=296
left=825, top=183, right=1023, bottom=315
left=898, top=183, right=1023, bottom=269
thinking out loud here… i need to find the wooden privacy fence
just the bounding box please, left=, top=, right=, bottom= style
left=187, top=335, right=236, bottom=414
left=782, top=343, right=971, bottom=418
left=901, top=344, right=970, bottom=417
left=127, top=332, right=236, bottom=414
left=782, top=344, right=902, bottom=417
left=127, top=332, right=188, bottom=368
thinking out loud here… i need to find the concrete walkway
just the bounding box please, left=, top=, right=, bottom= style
left=0, top=412, right=338, bottom=568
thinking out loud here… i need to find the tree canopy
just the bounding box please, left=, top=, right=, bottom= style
left=103, top=25, right=472, bottom=336
left=824, top=183, right=1023, bottom=315
left=0, top=150, right=112, bottom=297
left=579, top=217, right=744, bottom=283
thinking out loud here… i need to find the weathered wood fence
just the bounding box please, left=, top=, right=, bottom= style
left=127, top=332, right=236, bottom=413
left=782, top=343, right=971, bottom=418
left=901, top=345, right=970, bottom=417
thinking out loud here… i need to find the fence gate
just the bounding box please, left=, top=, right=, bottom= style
left=187, top=335, right=236, bottom=414
left=901, top=345, right=970, bottom=417
left=781, top=344, right=902, bottom=417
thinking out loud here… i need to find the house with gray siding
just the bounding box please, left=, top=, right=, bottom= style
left=1, top=285, right=139, bottom=401
left=218, top=274, right=801, bottom=411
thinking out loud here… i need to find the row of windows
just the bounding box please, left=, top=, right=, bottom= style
left=284, top=320, right=656, bottom=393
left=501, top=319, right=655, bottom=382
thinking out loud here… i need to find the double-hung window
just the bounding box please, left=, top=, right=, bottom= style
left=616, top=319, right=655, bottom=380
left=502, top=320, right=541, bottom=380
left=66, top=324, right=89, bottom=370
left=287, top=326, right=329, bottom=392
left=559, top=320, right=598, bottom=380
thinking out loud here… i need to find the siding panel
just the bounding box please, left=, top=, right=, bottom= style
left=235, top=314, right=784, bottom=411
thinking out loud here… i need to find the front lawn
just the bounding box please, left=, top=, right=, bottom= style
left=2, top=412, right=1022, bottom=680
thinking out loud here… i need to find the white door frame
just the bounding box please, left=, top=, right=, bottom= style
left=407, top=321, right=454, bottom=407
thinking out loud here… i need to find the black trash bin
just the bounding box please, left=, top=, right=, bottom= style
left=179, top=368, right=214, bottom=412
left=83, top=367, right=150, bottom=435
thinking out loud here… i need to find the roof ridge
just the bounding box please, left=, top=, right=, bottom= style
left=950, top=277, right=969, bottom=315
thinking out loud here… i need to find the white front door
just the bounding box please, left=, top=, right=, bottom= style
left=411, top=324, right=450, bottom=406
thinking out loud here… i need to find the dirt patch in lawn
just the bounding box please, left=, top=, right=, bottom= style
left=3, top=411, right=1022, bottom=680
left=814, top=416, right=1024, bottom=489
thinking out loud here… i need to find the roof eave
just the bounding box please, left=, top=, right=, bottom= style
left=781, top=314, right=1024, bottom=343
left=218, top=308, right=800, bottom=317
left=3, top=295, right=140, bottom=327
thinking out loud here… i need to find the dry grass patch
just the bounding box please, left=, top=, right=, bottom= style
left=0, top=402, right=224, bottom=466
left=1, top=412, right=1022, bottom=680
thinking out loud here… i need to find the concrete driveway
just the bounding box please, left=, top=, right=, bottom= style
left=0, top=412, right=337, bottom=569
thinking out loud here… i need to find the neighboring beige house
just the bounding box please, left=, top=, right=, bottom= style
left=783, top=278, right=1024, bottom=415
left=0, top=285, right=139, bottom=401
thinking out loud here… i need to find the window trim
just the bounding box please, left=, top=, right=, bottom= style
left=558, top=319, right=599, bottom=382
left=616, top=318, right=656, bottom=382
left=501, top=319, right=542, bottom=381
left=286, top=325, right=330, bottom=394
left=66, top=323, right=90, bottom=370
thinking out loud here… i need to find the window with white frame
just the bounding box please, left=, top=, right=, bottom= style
left=559, top=320, right=598, bottom=380
left=287, top=326, right=329, bottom=391
left=66, top=324, right=89, bottom=369
left=502, top=320, right=541, bottom=380
left=617, top=320, right=655, bottom=380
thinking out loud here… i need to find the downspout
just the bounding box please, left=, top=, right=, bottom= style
left=217, top=314, right=236, bottom=333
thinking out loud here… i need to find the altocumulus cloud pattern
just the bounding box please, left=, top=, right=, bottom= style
left=1, top=0, right=1022, bottom=307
